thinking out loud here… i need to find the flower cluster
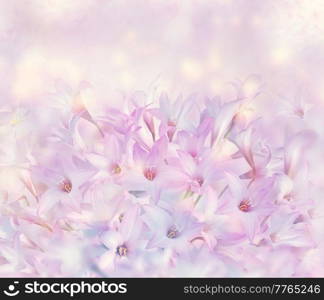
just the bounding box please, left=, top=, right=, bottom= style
left=0, top=77, right=323, bottom=277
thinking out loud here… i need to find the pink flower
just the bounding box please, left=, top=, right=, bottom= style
left=50, top=79, right=104, bottom=137
left=0, top=73, right=322, bottom=276
left=221, top=173, right=276, bottom=242
left=31, top=148, right=94, bottom=221
left=98, top=205, right=144, bottom=272
left=142, top=205, right=202, bottom=254
left=267, top=207, right=315, bottom=248
left=122, top=136, right=168, bottom=201
left=150, top=93, right=199, bottom=141
left=191, top=187, right=245, bottom=249
left=204, top=98, right=243, bottom=147
left=85, top=133, right=125, bottom=184
left=284, top=129, right=317, bottom=178
left=229, top=124, right=272, bottom=181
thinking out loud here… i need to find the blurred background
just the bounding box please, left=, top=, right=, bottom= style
left=1, top=1, right=324, bottom=277
left=1, top=0, right=324, bottom=111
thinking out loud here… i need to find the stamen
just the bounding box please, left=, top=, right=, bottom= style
left=168, top=120, right=176, bottom=127
left=118, top=213, right=124, bottom=223
left=195, top=176, right=204, bottom=187
left=167, top=226, right=180, bottom=239
left=189, top=150, right=197, bottom=158
left=60, top=179, right=72, bottom=193
left=239, top=199, right=251, bottom=212
left=116, top=245, right=128, bottom=257
left=111, top=163, right=122, bottom=174
left=294, top=108, right=304, bottom=118
left=167, top=120, right=176, bottom=141
left=283, top=193, right=293, bottom=201
left=143, top=167, right=157, bottom=181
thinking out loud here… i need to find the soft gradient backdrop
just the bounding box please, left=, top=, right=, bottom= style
left=1, top=0, right=324, bottom=277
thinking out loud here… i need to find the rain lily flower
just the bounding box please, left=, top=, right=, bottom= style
left=142, top=205, right=202, bottom=254
left=50, top=80, right=103, bottom=135
left=150, top=93, right=200, bottom=141
left=278, top=89, right=314, bottom=120
left=283, top=129, right=317, bottom=178
left=221, top=173, right=276, bottom=242
left=266, top=207, right=315, bottom=249
left=0, top=76, right=322, bottom=277
left=98, top=206, right=145, bottom=273
left=203, top=97, right=243, bottom=147
left=190, top=186, right=245, bottom=249
left=229, top=124, right=272, bottom=181
left=122, top=136, right=168, bottom=201
left=31, top=148, right=95, bottom=222
left=85, top=133, right=126, bottom=184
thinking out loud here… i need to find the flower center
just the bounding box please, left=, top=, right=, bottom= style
left=60, top=179, right=72, bottom=193
left=167, top=120, right=176, bottom=141
left=283, top=193, right=293, bottom=201
left=167, top=226, right=180, bottom=239
left=294, top=108, right=304, bottom=118
left=118, top=213, right=124, bottom=223
left=168, top=120, right=176, bottom=127
left=111, top=163, right=122, bottom=174
left=238, top=199, right=251, bottom=212
left=143, top=167, right=157, bottom=181
left=116, top=245, right=128, bottom=257
left=195, top=176, right=204, bottom=187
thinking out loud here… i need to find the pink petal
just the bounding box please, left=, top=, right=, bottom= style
left=98, top=251, right=116, bottom=271
left=100, top=231, right=122, bottom=250
left=284, top=129, right=317, bottom=177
